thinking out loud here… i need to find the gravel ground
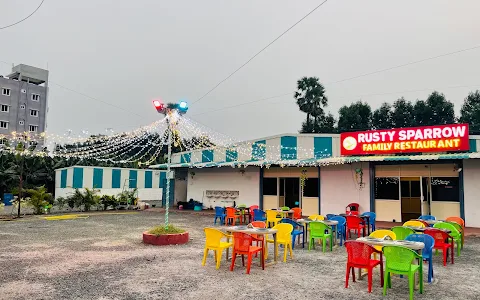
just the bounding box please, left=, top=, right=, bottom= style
left=0, top=211, right=479, bottom=300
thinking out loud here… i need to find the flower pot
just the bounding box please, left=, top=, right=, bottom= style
left=142, top=231, right=189, bottom=246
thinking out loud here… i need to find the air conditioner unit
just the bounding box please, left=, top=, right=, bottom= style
left=21, top=89, right=26, bottom=93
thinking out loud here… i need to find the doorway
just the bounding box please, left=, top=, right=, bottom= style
left=279, top=178, right=300, bottom=209
left=400, top=177, right=422, bottom=222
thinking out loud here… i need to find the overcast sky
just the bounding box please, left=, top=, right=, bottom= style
left=1, top=0, right=479, bottom=142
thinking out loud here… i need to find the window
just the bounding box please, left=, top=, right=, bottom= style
left=0, top=121, right=8, bottom=129
left=431, top=177, right=459, bottom=202
left=28, top=141, right=37, bottom=147
left=19, top=120, right=24, bottom=125
left=30, top=109, right=39, bottom=117
left=1, top=88, right=11, bottom=96
left=29, top=125, right=38, bottom=132
left=375, top=177, right=400, bottom=200
left=263, top=178, right=277, bottom=196
left=303, top=178, right=319, bottom=197
left=1, top=105, right=8, bottom=112
left=20, top=104, right=25, bottom=109
left=0, top=138, right=6, bottom=145
left=31, top=94, right=40, bottom=101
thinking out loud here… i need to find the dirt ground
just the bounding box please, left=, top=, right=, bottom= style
left=0, top=211, right=479, bottom=300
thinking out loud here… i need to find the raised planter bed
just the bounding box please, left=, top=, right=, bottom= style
left=142, top=231, right=189, bottom=246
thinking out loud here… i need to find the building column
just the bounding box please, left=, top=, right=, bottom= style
left=259, top=168, right=264, bottom=210
left=459, top=160, right=465, bottom=222
left=369, top=162, right=375, bottom=213
left=318, top=166, right=321, bottom=214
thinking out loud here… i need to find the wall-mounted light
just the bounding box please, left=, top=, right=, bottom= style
left=239, top=169, right=245, bottom=176
left=190, top=171, right=196, bottom=179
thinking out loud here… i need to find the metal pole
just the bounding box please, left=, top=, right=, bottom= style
left=165, top=116, right=172, bottom=228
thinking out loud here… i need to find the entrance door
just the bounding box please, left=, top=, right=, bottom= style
left=284, top=178, right=300, bottom=209
left=400, top=177, right=422, bottom=222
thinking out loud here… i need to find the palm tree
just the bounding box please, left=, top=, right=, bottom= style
left=294, top=77, right=328, bottom=132
left=25, top=186, right=53, bottom=214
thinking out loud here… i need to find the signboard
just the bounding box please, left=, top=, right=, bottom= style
left=340, top=123, right=469, bottom=156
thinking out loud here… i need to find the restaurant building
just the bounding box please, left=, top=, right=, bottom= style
left=151, top=123, right=480, bottom=228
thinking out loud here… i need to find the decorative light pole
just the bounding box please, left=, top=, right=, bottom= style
left=152, top=100, right=188, bottom=228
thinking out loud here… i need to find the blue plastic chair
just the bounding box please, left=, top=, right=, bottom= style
left=361, top=212, right=376, bottom=232
left=279, top=218, right=305, bottom=249
left=253, top=209, right=267, bottom=222
left=419, top=215, right=436, bottom=221
left=214, top=206, right=226, bottom=225
left=406, top=234, right=435, bottom=283
left=330, top=216, right=346, bottom=246
left=326, top=214, right=337, bottom=220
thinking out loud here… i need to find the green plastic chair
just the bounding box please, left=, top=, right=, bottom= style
left=391, top=226, right=416, bottom=240
left=434, top=222, right=461, bottom=257
left=281, top=206, right=290, bottom=211
left=308, top=221, right=333, bottom=252
left=382, top=245, right=423, bottom=300
left=446, top=221, right=463, bottom=249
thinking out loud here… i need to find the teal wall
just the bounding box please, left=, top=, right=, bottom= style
left=281, top=136, right=297, bottom=160
left=181, top=153, right=191, bottom=163
left=72, top=168, right=83, bottom=189
left=129, top=170, right=138, bottom=188
left=226, top=149, right=238, bottom=162
left=144, top=170, right=153, bottom=188
left=112, top=169, right=121, bottom=188
left=252, top=140, right=266, bottom=160
left=60, top=169, right=67, bottom=188
left=469, top=139, right=477, bottom=152
left=202, top=150, right=214, bottom=163
left=159, top=172, right=166, bottom=188
left=93, top=168, right=103, bottom=188
left=314, top=136, right=333, bottom=158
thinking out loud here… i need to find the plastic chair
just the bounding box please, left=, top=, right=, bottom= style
left=226, top=207, right=241, bottom=225
left=249, top=221, right=266, bottom=252
left=406, top=234, right=435, bottom=283
left=326, top=214, right=337, bottom=220
left=330, top=216, right=347, bottom=246
left=230, top=232, right=264, bottom=274
left=281, top=206, right=290, bottom=211
left=445, top=221, right=464, bottom=250
left=344, top=241, right=383, bottom=293
left=382, top=245, right=423, bottom=300
left=249, top=205, right=259, bottom=222
left=291, top=207, right=302, bottom=220
left=266, top=210, right=282, bottom=227
left=419, top=215, right=436, bottom=221
left=214, top=206, right=226, bottom=225
left=308, top=214, right=325, bottom=221
left=345, top=215, right=365, bottom=239
left=403, top=220, right=425, bottom=228
left=369, top=230, right=396, bottom=256
left=434, top=222, right=461, bottom=257
left=309, top=221, right=333, bottom=252
left=361, top=212, right=376, bottom=231
left=265, top=223, right=294, bottom=262
left=415, top=220, right=430, bottom=228
left=202, top=228, right=233, bottom=269
left=445, top=216, right=465, bottom=248
left=253, top=209, right=267, bottom=222
left=346, top=203, right=360, bottom=216
left=279, top=218, right=305, bottom=249
left=424, top=228, right=454, bottom=266
left=391, top=226, right=415, bottom=240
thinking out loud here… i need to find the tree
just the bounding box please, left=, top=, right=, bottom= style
left=391, top=97, right=415, bottom=128
left=337, top=101, right=372, bottom=132
left=459, top=90, right=480, bottom=134
left=372, top=102, right=394, bottom=129
left=294, top=77, right=329, bottom=132
left=414, top=91, right=455, bottom=126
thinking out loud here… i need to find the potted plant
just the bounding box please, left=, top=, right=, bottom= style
left=143, top=225, right=189, bottom=246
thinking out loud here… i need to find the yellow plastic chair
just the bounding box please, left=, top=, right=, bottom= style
left=266, top=210, right=282, bottom=227
left=308, top=214, right=325, bottom=221
left=369, top=230, right=397, bottom=257
left=403, top=220, right=425, bottom=228
left=265, top=223, right=294, bottom=262
left=202, top=228, right=233, bottom=269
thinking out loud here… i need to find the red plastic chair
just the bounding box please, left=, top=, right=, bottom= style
left=346, top=203, right=360, bottom=216
left=226, top=207, right=241, bottom=225
left=424, top=228, right=454, bottom=266
left=345, top=241, right=383, bottom=293
left=230, top=232, right=264, bottom=274
left=345, top=215, right=365, bottom=239
left=292, top=207, right=302, bottom=220
left=249, top=205, right=259, bottom=222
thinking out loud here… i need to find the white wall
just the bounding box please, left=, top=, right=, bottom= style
left=297, top=136, right=314, bottom=159
left=186, top=167, right=260, bottom=208
left=463, top=159, right=480, bottom=227
left=54, top=187, right=163, bottom=201
left=320, top=163, right=370, bottom=215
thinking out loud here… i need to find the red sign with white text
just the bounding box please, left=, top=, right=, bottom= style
left=340, top=123, right=469, bottom=156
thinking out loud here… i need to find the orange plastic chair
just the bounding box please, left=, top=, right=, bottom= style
left=230, top=232, right=264, bottom=274
left=446, top=216, right=465, bottom=248
left=226, top=207, right=241, bottom=225
left=202, top=228, right=233, bottom=269
left=249, top=205, right=259, bottom=222
left=292, top=207, right=302, bottom=220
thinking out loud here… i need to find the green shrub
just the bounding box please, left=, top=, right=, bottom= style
left=147, top=225, right=185, bottom=236
left=25, top=186, right=53, bottom=215
left=100, top=195, right=118, bottom=210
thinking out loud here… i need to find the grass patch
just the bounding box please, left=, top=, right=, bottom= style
left=148, top=225, right=185, bottom=236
